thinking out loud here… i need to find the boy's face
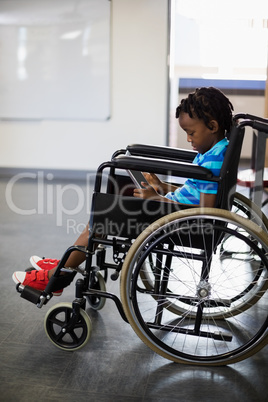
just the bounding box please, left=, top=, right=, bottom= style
left=178, top=112, right=219, bottom=154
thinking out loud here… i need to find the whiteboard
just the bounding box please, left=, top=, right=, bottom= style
left=0, top=0, right=110, bottom=120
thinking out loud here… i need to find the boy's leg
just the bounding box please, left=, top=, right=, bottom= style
left=66, top=223, right=90, bottom=267
left=12, top=222, right=94, bottom=292
left=47, top=223, right=90, bottom=279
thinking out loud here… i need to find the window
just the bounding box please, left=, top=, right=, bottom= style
left=169, top=0, right=268, bottom=151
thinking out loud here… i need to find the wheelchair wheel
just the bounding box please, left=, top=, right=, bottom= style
left=232, top=192, right=268, bottom=230
left=86, top=271, right=107, bottom=310
left=44, top=302, right=92, bottom=351
left=140, top=192, right=268, bottom=317
left=220, top=192, right=268, bottom=255
left=121, top=208, right=268, bottom=365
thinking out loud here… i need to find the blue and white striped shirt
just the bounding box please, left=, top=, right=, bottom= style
left=165, top=138, right=228, bottom=205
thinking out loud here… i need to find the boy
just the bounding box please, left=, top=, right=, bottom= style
left=133, top=87, right=233, bottom=208
left=12, top=87, right=234, bottom=293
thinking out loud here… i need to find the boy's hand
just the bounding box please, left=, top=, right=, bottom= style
left=142, top=173, right=164, bottom=193
left=133, top=173, right=164, bottom=200
left=133, top=173, right=173, bottom=201
left=133, top=183, right=162, bottom=200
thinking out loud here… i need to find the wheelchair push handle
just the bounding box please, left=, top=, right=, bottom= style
left=238, top=118, right=268, bottom=134
left=234, top=113, right=268, bottom=124
left=251, top=120, right=268, bottom=134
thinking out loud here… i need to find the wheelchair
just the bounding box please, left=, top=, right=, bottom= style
left=15, top=116, right=268, bottom=366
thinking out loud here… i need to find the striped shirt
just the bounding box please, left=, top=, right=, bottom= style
left=165, top=138, right=229, bottom=205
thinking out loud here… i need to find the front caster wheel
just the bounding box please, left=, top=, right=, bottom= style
left=44, top=302, right=92, bottom=351
left=86, top=271, right=106, bottom=311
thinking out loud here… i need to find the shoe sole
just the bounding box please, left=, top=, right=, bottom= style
left=30, top=256, right=59, bottom=271
left=29, top=256, right=43, bottom=271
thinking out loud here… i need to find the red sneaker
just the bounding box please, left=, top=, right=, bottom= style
left=12, top=269, right=63, bottom=296
left=30, top=256, right=60, bottom=271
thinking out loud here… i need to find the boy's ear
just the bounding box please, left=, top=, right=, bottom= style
left=208, top=120, right=219, bottom=133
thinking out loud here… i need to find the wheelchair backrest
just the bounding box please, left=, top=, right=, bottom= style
left=215, top=123, right=245, bottom=210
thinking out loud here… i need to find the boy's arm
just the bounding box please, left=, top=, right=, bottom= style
left=133, top=186, right=217, bottom=207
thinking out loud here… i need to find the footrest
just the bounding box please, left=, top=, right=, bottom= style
left=17, top=284, right=44, bottom=305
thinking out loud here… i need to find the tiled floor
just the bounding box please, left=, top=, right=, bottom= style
left=0, top=176, right=267, bottom=402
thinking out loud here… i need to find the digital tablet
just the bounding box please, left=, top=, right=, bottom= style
left=127, top=170, right=148, bottom=188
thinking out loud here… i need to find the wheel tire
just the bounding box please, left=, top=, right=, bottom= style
left=44, top=302, right=92, bottom=351
left=232, top=192, right=268, bottom=231
left=86, top=272, right=106, bottom=311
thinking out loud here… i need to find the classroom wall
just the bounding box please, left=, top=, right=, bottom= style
left=0, top=0, right=169, bottom=172
left=0, top=0, right=263, bottom=174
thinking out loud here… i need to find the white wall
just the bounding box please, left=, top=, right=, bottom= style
left=0, top=0, right=169, bottom=171
left=230, top=94, right=266, bottom=158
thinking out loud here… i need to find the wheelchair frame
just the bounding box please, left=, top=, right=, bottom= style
left=15, top=116, right=268, bottom=366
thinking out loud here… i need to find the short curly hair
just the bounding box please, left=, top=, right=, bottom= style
left=176, top=87, right=234, bottom=134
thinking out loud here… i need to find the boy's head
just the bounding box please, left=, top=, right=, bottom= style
left=176, top=87, right=233, bottom=135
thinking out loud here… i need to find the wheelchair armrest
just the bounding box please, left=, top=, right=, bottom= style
left=126, top=143, right=197, bottom=162
left=110, top=155, right=218, bottom=182
left=111, top=148, right=127, bottom=159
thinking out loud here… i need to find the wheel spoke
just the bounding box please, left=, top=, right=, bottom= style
left=121, top=209, right=268, bottom=365
left=44, top=302, right=92, bottom=351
